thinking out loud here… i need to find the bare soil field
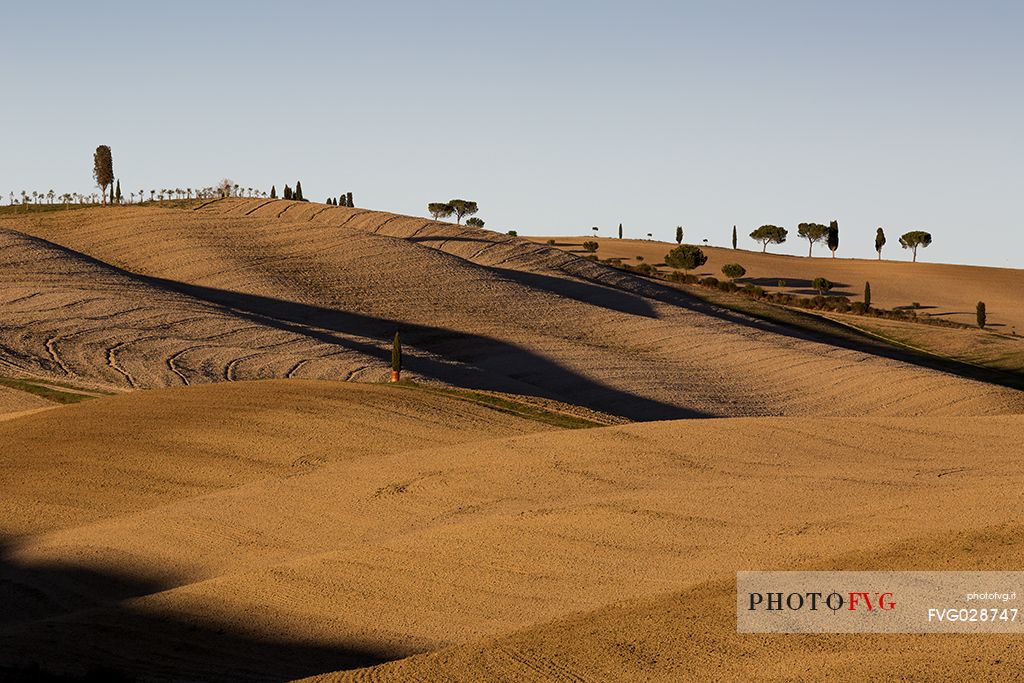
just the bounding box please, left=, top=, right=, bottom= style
left=538, top=236, right=1024, bottom=332
left=2, top=200, right=1023, bottom=681
left=2, top=200, right=1023, bottom=420
left=0, top=384, right=51, bottom=416
left=3, top=382, right=1022, bottom=680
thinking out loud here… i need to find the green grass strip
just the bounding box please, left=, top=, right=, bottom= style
left=390, top=381, right=602, bottom=429
left=0, top=377, right=97, bottom=404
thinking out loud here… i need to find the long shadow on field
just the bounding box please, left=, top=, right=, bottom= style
left=0, top=541, right=391, bottom=681
left=145, top=276, right=689, bottom=419
left=491, top=267, right=658, bottom=318
left=12, top=232, right=695, bottom=420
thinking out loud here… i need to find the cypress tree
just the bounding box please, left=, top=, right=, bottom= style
left=391, top=331, right=402, bottom=381
left=618, top=223, right=623, bottom=239
left=284, top=185, right=292, bottom=200
left=346, top=191, right=353, bottom=207
left=339, top=195, right=346, bottom=207
left=977, top=301, right=986, bottom=329
left=864, top=281, right=871, bottom=309
left=295, top=181, right=303, bottom=201
left=115, top=179, right=122, bottom=204
left=270, top=185, right=277, bottom=199
left=675, top=226, right=683, bottom=244
left=827, top=220, right=839, bottom=258
left=732, top=225, right=737, bottom=249
left=93, top=145, right=114, bottom=206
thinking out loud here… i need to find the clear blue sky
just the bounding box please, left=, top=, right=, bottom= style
left=4, top=1, right=1021, bottom=267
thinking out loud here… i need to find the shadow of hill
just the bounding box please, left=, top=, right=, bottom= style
left=739, top=277, right=851, bottom=289
left=147, top=276, right=693, bottom=420
left=491, top=268, right=658, bottom=318
left=0, top=541, right=392, bottom=682
left=7, top=231, right=697, bottom=421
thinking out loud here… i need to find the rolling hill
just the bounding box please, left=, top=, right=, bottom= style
left=2, top=199, right=1023, bottom=421
left=541, top=235, right=1024, bottom=332
left=2, top=199, right=1023, bottom=681
left=3, top=382, right=1022, bottom=681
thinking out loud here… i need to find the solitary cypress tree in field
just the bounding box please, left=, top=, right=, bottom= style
left=93, top=145, right=114, bottom=206
left=675, top=226, right=683, bottom=244
left=977, top=301, right=986, bottom=329
left=346, top=191, right=353, bottom=207
left=618, top=223, right=623, bottom=239
left=295, top=181, right=304, bottom=201
left=864, top=281, right=871, bottom=308
left=875, top=227, right=886, bottom=260
left=391, top=331, right=402, bottom=381
left=827, top=220, right=839, bottom=258
left=270, top=185, right=277, bottom=199
left=732, top=225, right=737, bottom=249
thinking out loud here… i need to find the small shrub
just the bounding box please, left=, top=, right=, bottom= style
left=507, top=230, right=518, bottom=236
left=743, top=284, right=765, bottom=298
left=911, top=301, right=921, bottom=309
left=721, top=263, right=746, bottom=280
left=851, top=301, right=867, bottom=314
left=700, top=276, right=719, bottom=287
left=778, top=280, right=787, bottom=288
left=636, top=255, right=644, bottom=262
left=582, top=240, right=599, bottom=253
left=546, top=239, right=556, bottom=245
left=665, top=244, right=708, bottom=273
left=812, top=277, right=833, bottom=295
left=585, top=254, right=599, bottom=261
left=636, top=262, right=655, bottom=274
left=718, top=280, right=738, bottom=293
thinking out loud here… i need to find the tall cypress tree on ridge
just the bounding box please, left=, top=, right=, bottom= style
left=732, top=225, right=737, bottom=249
left=827, top=220, right=840, bottom=258
left=618, top=223, right=623, bottom=239
left=270, top=185, right=277, bottom=199
left=93, top=145, right=113, bottom=206
left=346, top=191, right=353, bottom=207
left=295, top=181, right=304, bottom=201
